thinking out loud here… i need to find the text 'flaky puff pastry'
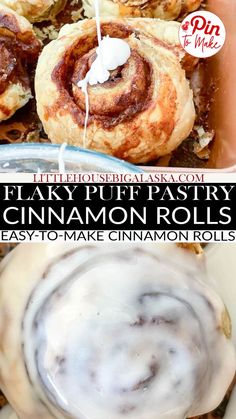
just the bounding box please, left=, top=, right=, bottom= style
left=0, top=5, right=41, bottom=122
left=35, top=18, right=196, bottom=164
left=0, top=0, right=67, bottom=22
left=82, top=0, right=203, bottom=20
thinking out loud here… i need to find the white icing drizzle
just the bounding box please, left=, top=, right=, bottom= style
left=82, top=87, right=90, bottom=148
left=20, top=245, right=235, bottom=419
left=94, top=0, right=102, bottom=47
left=58, top=142, right=67, bottom=173
left=77, top=0, right=131, bottom=147
left=78, top=37, right=131, bottom=88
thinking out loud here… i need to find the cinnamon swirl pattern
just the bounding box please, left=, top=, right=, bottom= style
left=0, top=0, right=67, bottom=22
left=0, top=244, right=235, bottom=419
left=35, top=18, right=196, bottom=163
left=0, top=5, right=41, bottom=121
left=83, top=0, right=203, bottom=20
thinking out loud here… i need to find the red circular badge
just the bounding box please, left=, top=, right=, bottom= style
left=179, top=11, right=226, bottom=58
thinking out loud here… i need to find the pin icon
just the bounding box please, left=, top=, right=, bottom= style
left=182, top=22, right=189, bottom=31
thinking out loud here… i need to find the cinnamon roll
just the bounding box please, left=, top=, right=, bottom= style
left=35, top=18, right=196, bottom=163
left=0, top=5, right=41, bottom=121
left=0, top=0, right=67, bottom=23
left=83, top=0, right=203, bottom=20
left=0, top=244, right=235, bottom=419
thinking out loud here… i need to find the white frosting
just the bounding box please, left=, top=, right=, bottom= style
left=78, top=36, right=131, bottom=88
left=18, top=245, right=235, bottom=419
left=205, top=244, right=236, bottom=346
left=58, top=142, right=67, bottom=173
left=0, top=244, right=235, bottom=419
left=94, top=0, right=102, bottom=47
left=205, top=244, right=236, bottom=419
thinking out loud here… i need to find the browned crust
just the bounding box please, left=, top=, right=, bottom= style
left=0, top=11, right=41, bottom=96
left=44, top=21, right=180, bottom=142
left=117, top=0, right=203, bottom=18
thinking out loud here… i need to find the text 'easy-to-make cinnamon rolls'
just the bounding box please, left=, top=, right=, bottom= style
left=82, top=0, right=203, bottom=20
left=35, top=18, right=197, bottom=164
left=0, top=0, right=67, bottom=22
left=0, top=5, right=41, bottom=121
left=0, top=244, right=235, bottom=419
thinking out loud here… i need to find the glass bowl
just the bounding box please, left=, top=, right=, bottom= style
left=0, top=143, right=143, bottom=173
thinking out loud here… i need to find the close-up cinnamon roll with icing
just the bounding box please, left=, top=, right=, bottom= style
left=35, top=18, right=196, bottom=163
left=0, top=244, right=235, bottom=419
left=0, top=5, right=41, bottom=121
left=0, top=0, right=67, bottom=22
left=83, top=0, right=203, bottom=20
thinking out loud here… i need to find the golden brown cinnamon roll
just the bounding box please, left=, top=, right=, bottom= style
left=0, top=0, right=67, bottom=22
left=35, top=18, right=196, bottom=163
left=0, top=244, right=235, bottom=419
left=0, top=5, right=41, bottom=121
left=83, top=0, right=203, bottom=20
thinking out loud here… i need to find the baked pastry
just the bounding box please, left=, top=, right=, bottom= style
left=35, top=18, right=196, bottom=164
left=83, top=0, right=203, bottom=19
left=0, top=405, right=17, bottom=419
left=0, top=5, right=41, bottom=121
left=0, top=244, right=235, bottom=419
left=0, top=0, right=67, bottom=22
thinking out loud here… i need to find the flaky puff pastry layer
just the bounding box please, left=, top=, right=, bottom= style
left=83, top=0, right=203, bottom=19
left=35, top=18, right=196, bottom=164
left=0, top=0, right=67, bottom=22
left=0, top=5, right=41, bottom=121
left=0, top=83, right=31, bottom=122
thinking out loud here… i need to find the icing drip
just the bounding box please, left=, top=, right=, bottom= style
left=58, top=142, right=67, bottom=173
left=20, top=245, right=235, bottom=419
left=78, top=0, right=131, bottom=147
left=94, top=0, right=102, bottom=47
left=78, top=36, right=131, bottom=88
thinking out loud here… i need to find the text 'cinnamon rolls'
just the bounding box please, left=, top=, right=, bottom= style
left=35, top=18, right=196, bottom=163
left=82, top=0, right=203, bottom=20
left=0, top=244, right=235, bottom=419
left=0, top=0, right=67, bottom=22
left=0, top=5, right=41, bottom=121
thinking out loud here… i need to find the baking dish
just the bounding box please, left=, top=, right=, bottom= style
left=205, top=0, right=236, bottom=171
left=141, top=0, right=236, bottom=172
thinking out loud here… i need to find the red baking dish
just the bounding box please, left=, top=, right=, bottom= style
left=206, top=0, right=236, bottom=170
left=143, top=0, right=236, bottom=173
